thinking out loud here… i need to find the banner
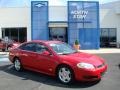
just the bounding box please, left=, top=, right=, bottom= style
left=31, top=1, right=48, bottom=40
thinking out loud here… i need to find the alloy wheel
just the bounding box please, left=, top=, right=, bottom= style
left=58, top=66, right=73, bottom=84
left=14, top=59, right=22, bottom=71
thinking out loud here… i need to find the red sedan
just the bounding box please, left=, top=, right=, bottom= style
left=9, top=40, right=107, bottom=84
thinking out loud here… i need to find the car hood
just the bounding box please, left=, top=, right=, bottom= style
left=59, top=52, right=105, bottom=67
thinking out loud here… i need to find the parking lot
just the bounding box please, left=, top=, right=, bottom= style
left=0, top=53, right=120, bottom=90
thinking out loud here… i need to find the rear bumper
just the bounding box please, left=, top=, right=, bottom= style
left=0, top=45, right=6, bottom=49
left=74, top=64, right=107, bottom=81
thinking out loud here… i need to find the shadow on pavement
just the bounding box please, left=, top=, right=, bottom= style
left=118, top=64, right=120, bottom=69
left=0, top=64, right=100, bottom=88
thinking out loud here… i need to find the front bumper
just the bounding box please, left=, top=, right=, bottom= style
left=74, top=64, right=107, bottom=81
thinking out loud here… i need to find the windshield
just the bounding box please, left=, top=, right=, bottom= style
left=50, top=43, right=77, bottom=55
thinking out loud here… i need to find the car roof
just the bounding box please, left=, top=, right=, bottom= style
left=28, top=40, right=63, bottom=44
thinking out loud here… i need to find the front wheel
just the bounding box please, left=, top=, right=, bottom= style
left=14, top=58, right=22, bottom=71
left=57, top=65, right=74, bottom=84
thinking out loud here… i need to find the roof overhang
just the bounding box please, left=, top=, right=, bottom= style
left=48, top=21, right=68, bottom=27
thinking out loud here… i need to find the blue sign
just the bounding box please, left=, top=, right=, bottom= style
left=31, top=1, right=48, bottom=40
left=68, top=1, right=100, bottom=49
left=35, top=3, right=47, bottom=8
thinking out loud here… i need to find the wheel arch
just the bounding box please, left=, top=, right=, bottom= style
left=12, top=56, right=20, bottom=63
left=55, top=63, right=75, bottom=76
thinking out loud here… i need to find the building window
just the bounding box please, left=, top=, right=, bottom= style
left=49, top=27, right=68, bottom=42
left=2, top=28, right=27, bottom=43
left=100, top=28, right=117, bottom=47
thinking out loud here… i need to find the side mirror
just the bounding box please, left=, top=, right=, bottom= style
left=42, top=51, right=51, bottom=56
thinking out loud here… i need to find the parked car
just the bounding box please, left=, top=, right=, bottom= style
left=9, top=40, right=107, bottom=84
left=0, top=38, right=6, bottom=51
left=0, top=38, right=20, bottom=51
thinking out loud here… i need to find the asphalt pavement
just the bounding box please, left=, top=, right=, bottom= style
left=0, top=52, right=9, bottom=62
left=0, top=53, right=120, bottom=90
left=0, top=49, right=120, bottom=90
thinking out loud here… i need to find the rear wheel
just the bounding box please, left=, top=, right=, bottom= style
left=57, top=65, right=74, bottom=84
left=14, top=58, right=22, bottom=71
left=7, top=46, right=11, bottom=51
left=2, top=49, right=5, bottom=52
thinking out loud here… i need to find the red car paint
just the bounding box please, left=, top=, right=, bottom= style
left=9, top=40, right=107, bottom=81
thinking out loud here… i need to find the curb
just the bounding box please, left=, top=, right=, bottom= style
left=0, top=52, right=9, bottom=55
left=80, top=49, right=120, bottom=54
left=0, top=55, right=8, bottom=57
left=0, top=52, right=9, bottom=58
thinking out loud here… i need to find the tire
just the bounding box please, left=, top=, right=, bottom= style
left=7, top=46, right=11, bottom=51
left=2, top=49, right=5, bottom=52
left=57, top=65, right=74, bottom=84
left=14, top=58, right=22, bottom=71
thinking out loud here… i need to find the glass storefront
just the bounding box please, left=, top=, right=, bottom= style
left=100, top=28, right=117, bottom=47
left=2, top=28, right=27, bottom=43
left=49, top=27, right=67, bottom=42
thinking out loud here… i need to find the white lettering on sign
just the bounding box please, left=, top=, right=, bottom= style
left=71, top=10, right=88, bottom=19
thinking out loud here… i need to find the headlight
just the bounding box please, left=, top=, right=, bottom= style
left=77, top=62, right=95, bottom=70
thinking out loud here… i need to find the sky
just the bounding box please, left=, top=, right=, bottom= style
left=0, top=0, right=119, bottom=7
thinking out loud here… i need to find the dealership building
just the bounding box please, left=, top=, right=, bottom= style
left=0, top=1, right=120, bottom=49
